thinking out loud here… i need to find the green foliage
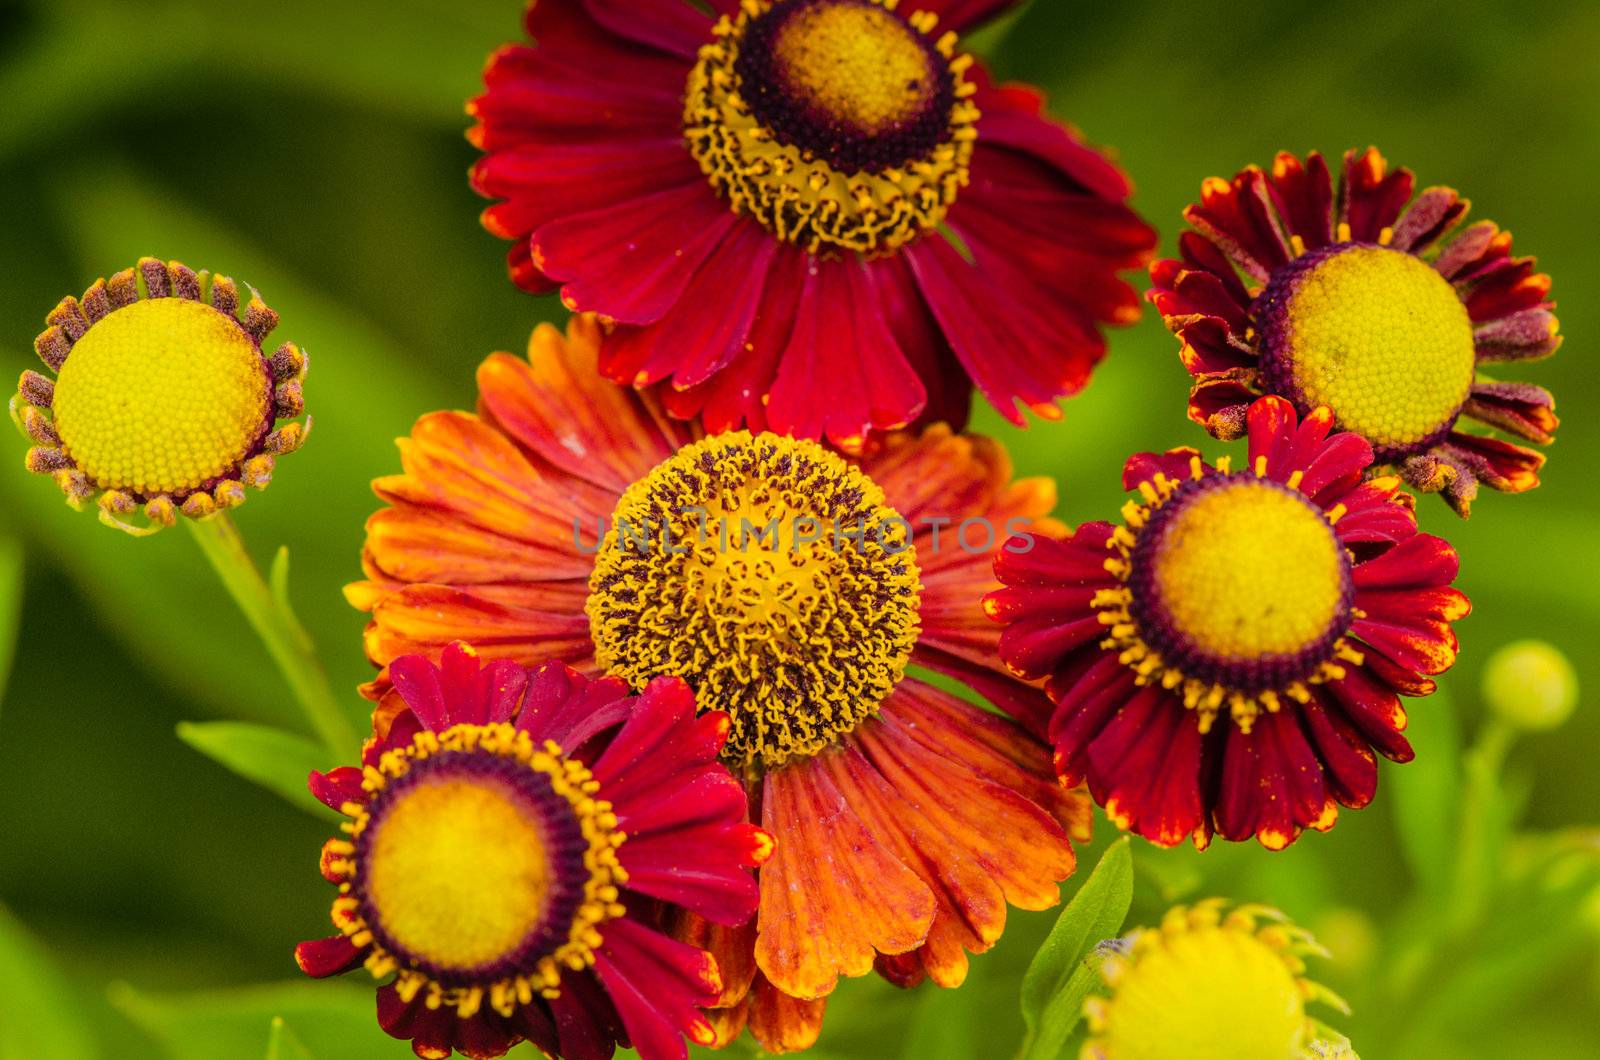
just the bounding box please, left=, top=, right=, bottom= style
left=1018, top=839, right=1134, bottom=1060
left=0, top=903, right=96, bottom=1060
left=175, top=721, right=340, bottom=822
left=109, top=981, right=390, bottom=1060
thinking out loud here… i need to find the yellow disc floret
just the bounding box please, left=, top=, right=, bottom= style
left=1149, top=479, right=1345, bottom=661
left=1278, top=245, right=1475, bottom=451
left=1084, top=901, right=1348, bottom=1060
left=327, top=724, right=627, bottom=1019
left=587, top=432, right=921, bottom=769
left=684, top=0, right=979, bottom=254
left=1093, top=457, right=1363, bottom=734
left=51, top=297, right=269, bottom=496
left=771, top=2, right=934, bottom=135
left=362, top=774, right=551, bottom=972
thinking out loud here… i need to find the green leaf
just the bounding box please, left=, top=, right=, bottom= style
left=0, top=902, right=98, bottom=1060
left=1018, top=838, right=1134, bottom=1060
left=265, top=1018, right=317, bottom=1060
left=900, top=973, right=977, bottom=1060
left=176, top=721, right=340, bottom=821
left=1388, top=690, right=1463, bottom=896
left=109, top=980, right=390, bottom=1060
left=0, top=536, right=23, bottom=723
left=269, top=546, right=294, bottom=614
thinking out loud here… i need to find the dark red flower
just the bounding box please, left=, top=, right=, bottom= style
left=295, top=642, right=770, bottom=1060
left=986, top=396, right=1470, bottom=849
left=1150, top=147, right=1560, bottom=515
left=469, top=0, right=1155, bottom=449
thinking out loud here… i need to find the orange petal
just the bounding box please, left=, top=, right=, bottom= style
left=754, top=757, right=935, bottom=1000
left=885, top=679, right=1092, bottom=843
left=365, top=584, right=593, bottom=670
left=477, top=315, right=692, bottom=495
left=747, top=974, right=826, bottom=1054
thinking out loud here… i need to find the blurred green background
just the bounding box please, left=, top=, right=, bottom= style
left=1, top=0, right=1597, bottom=1057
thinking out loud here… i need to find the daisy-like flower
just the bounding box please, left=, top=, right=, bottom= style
left=468, top=0, right=1155, bottom=448
left=1150, top=147, right=1560, bottom=515
left=348, top=316, right=1092, bottom=1052
left=13, top=257, right=308, bottom=535
left=296, top=641, right=770, bottom=1060
left=1083, top=900, right=1353, bottom=1060
left=986, top=395, right=1469, bottom=849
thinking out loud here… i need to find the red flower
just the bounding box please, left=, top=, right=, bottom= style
left=347, top=317, right=1092, bottom=1052
left=468, top=0, right=1154, bottom=449
left=1150, top=147, right=1560, bottom=515
left=987, top=396, right=1470, bottom=849
left=296, top=642, right=770, bottom=1060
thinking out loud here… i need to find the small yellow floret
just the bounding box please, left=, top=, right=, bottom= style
left=1151, top=480, right=1345, bottom=661
left=1093, top=922, right=1308, bottom=1060
left=772, top=3, right=933, bottom=134
left=52, top=298, right=268, bottom=496
left=1284, top=246, right=1474, bottom=450
left=363, top=775, right=550, bottom=972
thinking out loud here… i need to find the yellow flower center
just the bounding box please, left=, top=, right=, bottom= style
left=363, top=774, right=551, bottom=973
left=1147, top=479, right=1345, bottom=661
left=586, top=432, right=921, bottom=770
left=683, top=0, right=978, bottom=254
left=1263, top=244, right=1475, bottom=453
left=1097, top=926, right=1308, bottom=1060
left=328, top=724, right=627, bottom=1018
left=51, top=297, right=270, bottom=497
left=1093, top=460, right=1360, bottom=734
left=770, top=1, right=933, bottom=135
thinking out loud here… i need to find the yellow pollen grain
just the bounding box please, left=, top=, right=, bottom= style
left=1284, top=245, right=1475, bottom=450
left=587, top=432, right=921, bottom=769
left=52, top=298, right=269, bottom=496
left=363, top=775, right=549, bottom=972
left=1098, top=926, right=1308, bottom=1060
left=771, top=3, right=933, bottom=135
left=1151, top=480, right=1344, bottom=661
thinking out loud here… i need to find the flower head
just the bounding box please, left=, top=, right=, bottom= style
left=987, top=396, right=1470, bottom=848
left=348, top=316, right=1092, bottom=1051
left=297, top=642, right=770, bottom=1060
left=14, top=257, right=308, bottom=534
left=1150, top=147, right=1560, bottom=515
left=1083, top=900, right=1352, bottom=1060
left=468, top=0, right=1155, bottom=449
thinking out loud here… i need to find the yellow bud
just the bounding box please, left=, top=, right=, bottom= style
left=1483, top=639, right=1578, bottom=732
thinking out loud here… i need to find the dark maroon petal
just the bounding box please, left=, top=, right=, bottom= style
left=1462, top=381, right=1558, bottom=443
left=1472, top=308, right=1562, bottom=363
left=534, top=183, right=737, bottom=326
left=1267, top=150, right=1334, bottom=249
left=582, top=0, right=710, bottom=59
left=871, top=252, right=975, bottom=432
left=1182, top=166, right=1292, bottom=280
left=1299, top=694, right=1379, bottom=809
left=766, top=254, right=926, bottom=446
left=595, top=917, right=720, bottom=1060
left=388, top=653, right=447, bottom=732
left=1085, top=686, right=1205, bottom=847
left=1177, top=230, right=1254, bottom=305
left=1325, top=667, right=1415, bottom=762
left=1440, top=434, right=1545, bottom=493
left=1122, top=448, right=1205, bottom=490
left=604, top=219, right=776, bottom=390
left=294, top=935, right=364, bottom=978
left=308, top=766, right=366, bottom=811
left=1390, top=186, right=1467, bottom=253
left=1337, top=147, right=1413, bottom=241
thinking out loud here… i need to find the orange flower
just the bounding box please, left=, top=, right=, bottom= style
left=349, top=316, right=1090, bottom=1052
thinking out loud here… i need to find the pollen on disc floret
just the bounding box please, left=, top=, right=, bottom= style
left=585, top=430, right=923, bottom=770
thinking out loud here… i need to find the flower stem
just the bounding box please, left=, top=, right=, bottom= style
left=185, top=512, right=359, bottom=757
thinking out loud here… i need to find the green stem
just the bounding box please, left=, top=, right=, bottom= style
left=185, top=513, right=358, bottom=756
